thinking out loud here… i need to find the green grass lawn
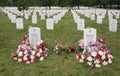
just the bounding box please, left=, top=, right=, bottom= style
left=0, top=10, right=120, bottom=76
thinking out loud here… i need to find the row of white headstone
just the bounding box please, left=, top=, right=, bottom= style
left=75, top=9, right=106, bottom=24
left=46, top=10, right=68, bottom=30
left=2, top=7, right=66, bottom=29
left=71, top=10, right=85, bottom=30
left=74, top=8, right=119, bottom=32
left=1, top=7, right=119, bottom=32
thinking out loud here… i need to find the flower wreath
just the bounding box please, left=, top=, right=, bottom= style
left=76, top=38, right=114, bottom=69
left=11, top=35, right=49, bottom=64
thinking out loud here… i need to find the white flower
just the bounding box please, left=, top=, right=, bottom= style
left=26, top=61, right=30, bottom=64
left=101, top=55, right=106, bottom=60
left=13, top=57, right=17, bottom=60
left=76, top=55, right=79, bottom=59
left=23, top=56, right=28, bottom=61
left=31, top=51, right=36, bottom=55
left=36, top=52, right=41, bottom=57
left=39, top=57, right=44, bottom=61
left=79, top=59, right=84, bottom=63
left=98, top=51, right=103, bottom=56
left=108, top=54, right=114, bottom=59
left=87, top=56, right=93, bottom=62
left=102, top=61, right=108, bottom=65
left=24, top=50, right=28, bottom=55
left=108, top=59, right=112, bottom=64
left=91, top=51, right=97, bottom=57
left=18, top=51, right=23, bottom=57
left=33, top=46, right=36, bottom=50
left=94, top=59, right=100, bottom=64
left=81, top=55, right=84, bottom=59
left=87, top=62, right=92, bottom=66
left=39, top=48, right=43, bottom=54
left=18, top=58, right=22, bottom=62
left=31, top=60, right=34, bottom=62
left=95, top=64, right=101, bottom=68
left=30, top=55, right=34, bottom=60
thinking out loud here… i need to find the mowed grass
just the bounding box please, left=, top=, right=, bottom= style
left=0, top=9, right=120, bottom=76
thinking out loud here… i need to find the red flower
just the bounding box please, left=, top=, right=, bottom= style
left=34, top=56, right=39, bottom=61
left=20, top=47, right=24, bottom=52
left=20, top=56, right=24, bottom=59
left=69, top=46, right=75, bottom=52
left=96, top=54, right=101, bottom=59
left=40, top=43, right=45, bottom=47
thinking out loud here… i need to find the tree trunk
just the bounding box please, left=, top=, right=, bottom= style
left=117, top=4, right=120, bottom=9
left=103, top=4, right=106, bottom=8
left=78, top=6, right=79, bottom=9
left=110, top=4, right=111, bottom=9
left=49, top=5, right=51, bottom=9
left=100, top=5, right=102, bottom=8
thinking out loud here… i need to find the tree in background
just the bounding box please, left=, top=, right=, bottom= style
left=0, top=0, right=120, bottom=9
left=16, top=0, right=29, bottom=11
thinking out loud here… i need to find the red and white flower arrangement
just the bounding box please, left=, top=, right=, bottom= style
left=76, top=38, right=114, bottom=69
left=54, top=43, right=75, bottom=54
left=11, top=35, right=49, bottom=64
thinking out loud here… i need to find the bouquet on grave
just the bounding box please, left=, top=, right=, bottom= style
left=11, top=35, right=49, bottom=64
left=53, top=43, right=76, bottom=54
left=76, top=38, right=114, bottom=69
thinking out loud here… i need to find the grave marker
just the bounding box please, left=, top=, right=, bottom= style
left=109, top=19, right=117, bottom=32
left=84, top=28, right=96, bottom=47
left=29, top=27, right=41, bottom=46
left=46, top=18, right=54, bottom=30
left=16, top=18, right=23, bottom=29
left=77, top=19, right=85, bottom=30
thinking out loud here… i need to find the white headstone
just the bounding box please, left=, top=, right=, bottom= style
left=115, top=13, right=119, bottom=19
left=46, top=18, right=54, bottom=30
left=25, top=13, right=29, bottom=20
left=29, top=27, right=41, bottom=46
left=84, top=28, right=96, bottom=47
left=53, top=16, right=58, bottom=24
left=91, top=14, right=95, bottom=20
left=32, top=15, right=37, bottom=24
left=41, top=13, right=45, bottom=20
left=11, top=15, right=16, bottom=23
left=109, top=19, right=117, bottom=32
left=97, top=16, right=102, bottom=24
left=108, top=13, right=113, bottom=21
left=16, top=18, right=23, bottom=29
left=77, top=19, right=85, bottom=30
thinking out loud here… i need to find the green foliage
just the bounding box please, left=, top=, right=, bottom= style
left=16, top=0, right=29, bottom=11
left=0, top=0, right=120, bottom=9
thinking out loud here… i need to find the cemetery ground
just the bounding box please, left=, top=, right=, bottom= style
left=0, top=10, right=120, bottom=76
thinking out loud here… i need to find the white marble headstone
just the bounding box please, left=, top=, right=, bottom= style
left=115, top=13, right=119, bottom=19
left=97, top=16, right=102, bottom=24
left=32, top=15, right=37, bottom=24
left=108, top=14, right=113, bottom=21
left=46, top=18, right=54, bottom=30
left=41, top=13, right=45, bottom=20
left=16, top=18, right=23, bottom=29
left=84, top=28, right=96, bottom=47
left=77, top=19, right=85, bottom=30
left=29, top=27, right=41, bottom=46
left=11, top=15, right=16, bottom=23
left=109, top=19, right=117, bottom=32
left=25, top=13, right=29, bottom=20
left=91, top=14, right=95, bottom=20
left=53, top=16, right=58, bottom=24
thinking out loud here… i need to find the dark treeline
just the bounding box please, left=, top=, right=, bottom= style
left=0, top=0, right=120, bottom=9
